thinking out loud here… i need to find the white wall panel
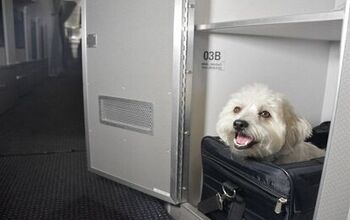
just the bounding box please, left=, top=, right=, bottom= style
left=83, top=0, right=187, bottom=204
left=322, top=43, right=340, bottom=122
left=192, top=33, right=330, bottom=139
left=314, top=1, right=350, bottom=218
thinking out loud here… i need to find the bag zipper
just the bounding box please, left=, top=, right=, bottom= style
left=203, top=153, right=289, bottom=214
left=274, top=197, right=288, bottom=214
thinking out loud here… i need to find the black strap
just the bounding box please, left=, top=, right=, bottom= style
left=227, top=195, right=246, bottom=220
left=198, top=181, right=245, bottom=219
left=198, top=194, right=246, bottom=219
left=198, top=194, right=221, bottom=214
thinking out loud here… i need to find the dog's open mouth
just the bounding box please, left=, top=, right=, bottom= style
left=234, top=132, right=256, bottom=149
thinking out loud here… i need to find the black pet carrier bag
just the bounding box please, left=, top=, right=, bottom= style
left=199, top=136, right=325, bottom=220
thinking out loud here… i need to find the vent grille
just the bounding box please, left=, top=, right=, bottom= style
left=99, top=96, right=153, bottom=135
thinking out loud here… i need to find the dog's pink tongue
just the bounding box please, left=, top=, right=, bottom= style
left=236, top=133, right=253, bottom=145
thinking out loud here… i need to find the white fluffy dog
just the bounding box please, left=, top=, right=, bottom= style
left=216, top=84, right=325, bottom=164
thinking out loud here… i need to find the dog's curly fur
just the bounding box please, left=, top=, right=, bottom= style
left=216, top=84, right=325, bottom=164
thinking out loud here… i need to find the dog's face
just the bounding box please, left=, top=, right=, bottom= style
left=216, top=84, right=311, bottom=160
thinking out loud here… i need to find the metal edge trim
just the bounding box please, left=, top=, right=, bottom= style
left=196, top=10, right=344, bottom=31
left=81, top=0, right=92, bottom=170
left=313, top=1, right=350, bottom=219
left=170, top=0, right=185, bottom=204
left=88, top=167, right=176, bottom=204
left=181, top=0, right=195, bottom=203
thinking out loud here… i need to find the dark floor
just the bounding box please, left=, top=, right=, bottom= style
left=0, top=69, right=171, bottom=220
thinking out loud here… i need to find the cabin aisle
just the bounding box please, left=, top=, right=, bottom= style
left=0, top=69, right=171, bottom=220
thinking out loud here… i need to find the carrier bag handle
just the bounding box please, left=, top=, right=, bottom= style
left=198, top=181, right=245, bottom=219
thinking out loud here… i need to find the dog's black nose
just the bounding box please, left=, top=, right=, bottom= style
left=233, top=120, right=249, bottom=130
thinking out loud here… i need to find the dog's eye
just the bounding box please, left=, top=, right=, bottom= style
left=259, top=111, right=271, bottom=118
left=233, top=106, right=241, bottom=113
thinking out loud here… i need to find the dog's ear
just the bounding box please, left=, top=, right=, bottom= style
left=283, top=101, right=312, bottom=148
